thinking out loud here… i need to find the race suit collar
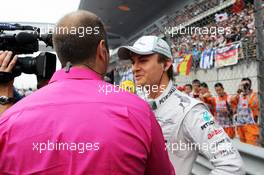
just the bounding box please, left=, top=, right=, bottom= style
left=147, top=80, right=175, bottom=110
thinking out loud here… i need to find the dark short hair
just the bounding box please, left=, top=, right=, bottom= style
left=192, top=79, right=200, bottom=85
left=185, top=84, right=192, bottom=90
left=241, top=77, right=252, bottom=87
left=53, top=10, right=109, bottom=67
left=157, top=54, right=174, bottom=80
left=214, top=82, right=224, bottom=89
left=200, top=82, right=208, bottom=88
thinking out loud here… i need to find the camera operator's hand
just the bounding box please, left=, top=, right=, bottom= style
left=0, top=51, right=18, bottom=114
left=0, top=51, right=17, bottom=73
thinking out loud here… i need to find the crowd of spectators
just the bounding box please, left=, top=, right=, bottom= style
left=165, top=0, right=222, bottom=28
left=148, top=0, right=227, bottom=35
left=146, top=0, right=257, bottom=67
left=178, top=78, right=260, bottom=146
left=171, top=4, right=255, bottom=57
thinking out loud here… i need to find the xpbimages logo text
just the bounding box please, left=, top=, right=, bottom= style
left=164, top=24, right=231, bottom=37
left=32, top=140, right=100, bottom=154
left=98, top=82, right=166, bottom=95
left=32, top=24, right=101, bottom=38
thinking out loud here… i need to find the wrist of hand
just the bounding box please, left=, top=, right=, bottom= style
left=0, top=81, right=14, bottom=97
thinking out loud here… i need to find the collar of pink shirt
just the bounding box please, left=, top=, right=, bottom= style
left=49, top=66, right=103, bottom=84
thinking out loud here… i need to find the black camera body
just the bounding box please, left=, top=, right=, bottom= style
left=0, top=23, right=56, bottom=81
left=13, top=52, right=57, bottom=80
left=0, top=32, right=39, bottom=54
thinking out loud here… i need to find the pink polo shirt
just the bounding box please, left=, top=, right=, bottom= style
left=0, top=67, right=174, bottom=175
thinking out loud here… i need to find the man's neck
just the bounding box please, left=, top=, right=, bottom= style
left=77, top=63, right=104, bottom=78
left=148, top=77, right=170, bottom=99
left=219, top=92, right=226, bottom=98
left=244, top=89, right=253, bottom=97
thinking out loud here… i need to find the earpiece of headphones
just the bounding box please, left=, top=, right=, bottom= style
left=163, top=64, right=168, bottom=71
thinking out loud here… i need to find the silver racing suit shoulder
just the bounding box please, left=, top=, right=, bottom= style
left=138, top=81, right=244, bottom=175
left=182, top=104, right=245, bottom=175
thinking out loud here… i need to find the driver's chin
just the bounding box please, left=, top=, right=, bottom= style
left=135, top=79, right=146, bottom=87
left=134, top=76, right=146, bottom=86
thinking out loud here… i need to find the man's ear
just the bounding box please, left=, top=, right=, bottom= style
left=97, top=40, right=109, bottom=63
left=164, top=60, right=173, bottom=71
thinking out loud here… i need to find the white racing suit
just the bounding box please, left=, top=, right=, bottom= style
left=138, top=81, right=244, bottom=175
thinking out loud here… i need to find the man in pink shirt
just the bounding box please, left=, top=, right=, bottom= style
left=0, top=10, right=174, bottom=175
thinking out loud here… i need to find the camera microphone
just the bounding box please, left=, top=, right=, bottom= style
left=0, top=23, right=36, bottom=31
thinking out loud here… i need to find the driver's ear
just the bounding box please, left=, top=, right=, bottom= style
left=163, top=60, right=172, bottom=71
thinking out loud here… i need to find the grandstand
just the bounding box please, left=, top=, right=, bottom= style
left=109, top=0, right=260, bottom=95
